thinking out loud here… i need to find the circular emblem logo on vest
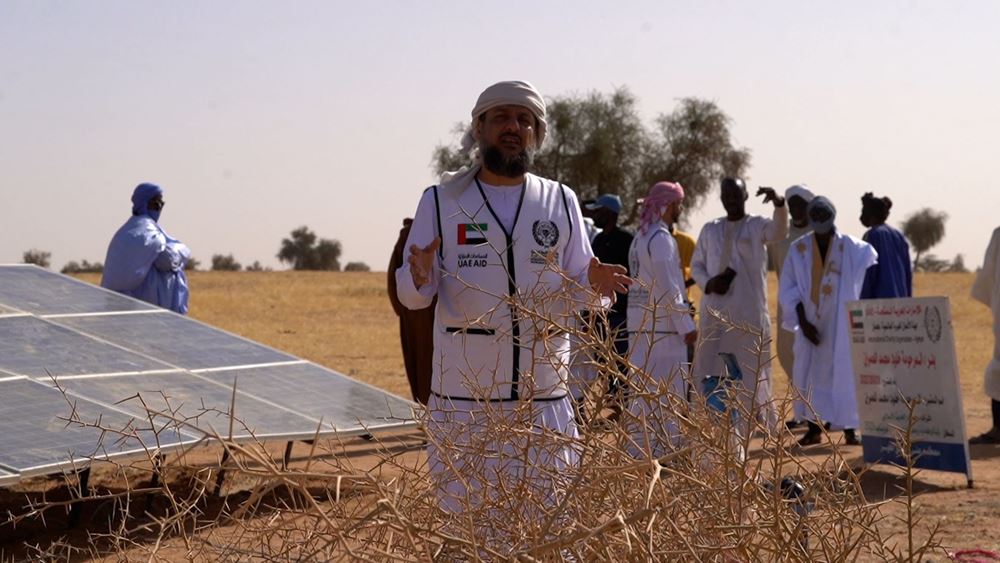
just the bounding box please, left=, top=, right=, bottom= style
left=532, top=220, right=560, bottom=248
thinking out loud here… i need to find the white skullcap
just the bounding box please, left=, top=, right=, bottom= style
left=785, top=184, right=815, bottom=203
left=469, top=80, right=547, bottom=147
left=442, top=81, right=548, bottom=185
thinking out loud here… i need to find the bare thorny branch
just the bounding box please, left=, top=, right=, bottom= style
left=0, top=256, right=944, bottom=561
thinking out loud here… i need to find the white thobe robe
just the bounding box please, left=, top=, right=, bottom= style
left=691, top=208, right=787, bottom=432
left=971, top=227, right=1000, bottom=400
left=771, top=223, right=812, bottom=384
left=779, top=232, right=877, bottom=428
left=626, top=221, right=697, bottom=456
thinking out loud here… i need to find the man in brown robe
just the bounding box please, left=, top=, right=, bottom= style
left=388, top=218, right=434, bottom=404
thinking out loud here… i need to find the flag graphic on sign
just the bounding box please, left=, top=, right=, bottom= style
left=850, top=309, right=864, bottom=329
left=458, top=223, right=488, bottom=245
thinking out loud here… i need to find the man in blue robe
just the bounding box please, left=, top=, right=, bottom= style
left=101, top=183, right=191, bottom=313
left=859, top=192, right=912, bottom=299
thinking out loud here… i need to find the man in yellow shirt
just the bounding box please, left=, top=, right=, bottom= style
left=670, top=225, right=696, bottom=297
left=669, top=206, right=697, bottom=365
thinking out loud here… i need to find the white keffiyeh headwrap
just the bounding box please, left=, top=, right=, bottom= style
left=440, top=80, right=548, bottom=188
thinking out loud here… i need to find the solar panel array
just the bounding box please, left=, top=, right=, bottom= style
left=0, top=265, right=417, bottom=482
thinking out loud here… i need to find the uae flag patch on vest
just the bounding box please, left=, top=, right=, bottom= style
left=457, top=223, right=488, bottom=245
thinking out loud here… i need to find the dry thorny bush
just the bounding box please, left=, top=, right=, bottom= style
left=2, top=257, right=945, bottom=561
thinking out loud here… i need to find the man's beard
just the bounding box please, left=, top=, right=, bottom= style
left=481, top=142, right=534, bottom=178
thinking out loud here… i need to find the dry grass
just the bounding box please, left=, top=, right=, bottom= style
left=85, top=270, right=989, bottom=424
left=19, top=270, right=990, bottom=561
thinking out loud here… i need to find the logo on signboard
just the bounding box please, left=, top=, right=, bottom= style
left=925, top=305, right=942, bottom=343
left=850, top=308, right=865, bottom=343
left=850, top=309, right=864, bottom=330
left=457, top=223, right=488, bottom=245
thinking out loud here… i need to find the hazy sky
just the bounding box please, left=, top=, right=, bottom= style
left=2, top=2, right=998, bottom=271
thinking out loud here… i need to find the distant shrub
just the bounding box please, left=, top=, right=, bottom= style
left=212, top=254, right=242, bottom=271
left=947, top=254, right=968, bottom=273
left=22, top=249, right=51, bottom=268
left=344, top=262, right=371, bottom=272
left=277, top=226, right=341, bottom=271
left=61, top=260, right=104, bottom=274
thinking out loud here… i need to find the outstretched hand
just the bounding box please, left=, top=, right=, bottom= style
left=756, top=186, right=785, bottom=207
left=587, top=257, right=631, bottom=302
left=407, top=238, right=441, bottom=289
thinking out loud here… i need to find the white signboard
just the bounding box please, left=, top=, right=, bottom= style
left=847, top=296, right=972, bottom=482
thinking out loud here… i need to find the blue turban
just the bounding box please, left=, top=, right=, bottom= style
left=131, top=183, right=163, bottom=219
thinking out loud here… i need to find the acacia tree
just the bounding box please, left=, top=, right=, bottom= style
left=901, top=208, right=947, bottom=270
left=432, top=87, right=750, bottom=226
left=22, top=249, right=51, bottom=268
left=277, top=226, right=342, bottom=271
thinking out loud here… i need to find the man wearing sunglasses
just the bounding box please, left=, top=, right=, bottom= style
left=102, top=182, right=191, bottom=314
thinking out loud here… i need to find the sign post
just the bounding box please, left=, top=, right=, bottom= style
left=847, top=296, right=973, bottom=487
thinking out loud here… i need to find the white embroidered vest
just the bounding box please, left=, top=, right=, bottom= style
left=430, top=174, right=577, bottom=401
left=627, top=225, right=682, bottom=335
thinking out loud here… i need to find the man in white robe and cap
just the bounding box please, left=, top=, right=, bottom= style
left=626, top=181, right=698, bottom=457
left=691, top=178, right=787, bottom=436
left=778, top=196, right=877, bottom=446
left=395, top=81, right=630, bottom=543
left=768, top=184, right=815, bottom=428
left=969, top=226, right=1000, bottom=444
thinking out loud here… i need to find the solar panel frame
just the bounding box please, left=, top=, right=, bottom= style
left=52, top=311, right=299, bottom=371
left=0, top=264, right=159, bottom=315
left=52, top=371, right=337, bottom=442
left=0, top=469, right=18, bottom=486
left=198, top=362, right=418, bottom=437
left=0, top=376, right=193, bottom=478
left=0, top=315, right=176, bottom=378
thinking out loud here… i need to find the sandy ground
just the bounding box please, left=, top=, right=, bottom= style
left=1, top=271, right=998, bottom=560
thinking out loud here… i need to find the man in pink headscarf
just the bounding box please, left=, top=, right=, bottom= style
left=626, top=181, right=698, bottom=457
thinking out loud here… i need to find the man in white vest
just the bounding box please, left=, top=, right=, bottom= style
left=691, top=178, right=787, bottom=437
left=626, top=181, right=698, bottom=457
left=394, top=81, right=630, bottom=529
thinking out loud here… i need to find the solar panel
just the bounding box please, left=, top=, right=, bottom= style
left=0, top=265, right=157, bottom=315
left=0, top=265, right=419, bottom=482
left=0, top=377, right=189, bottom=477
left=55, top=312, right=297, bottom=370
left=201, top=363, right=416, bottom=435
left=0, top=315, right=173, bottom=378
left=54, top=371, right=329, bottom=441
